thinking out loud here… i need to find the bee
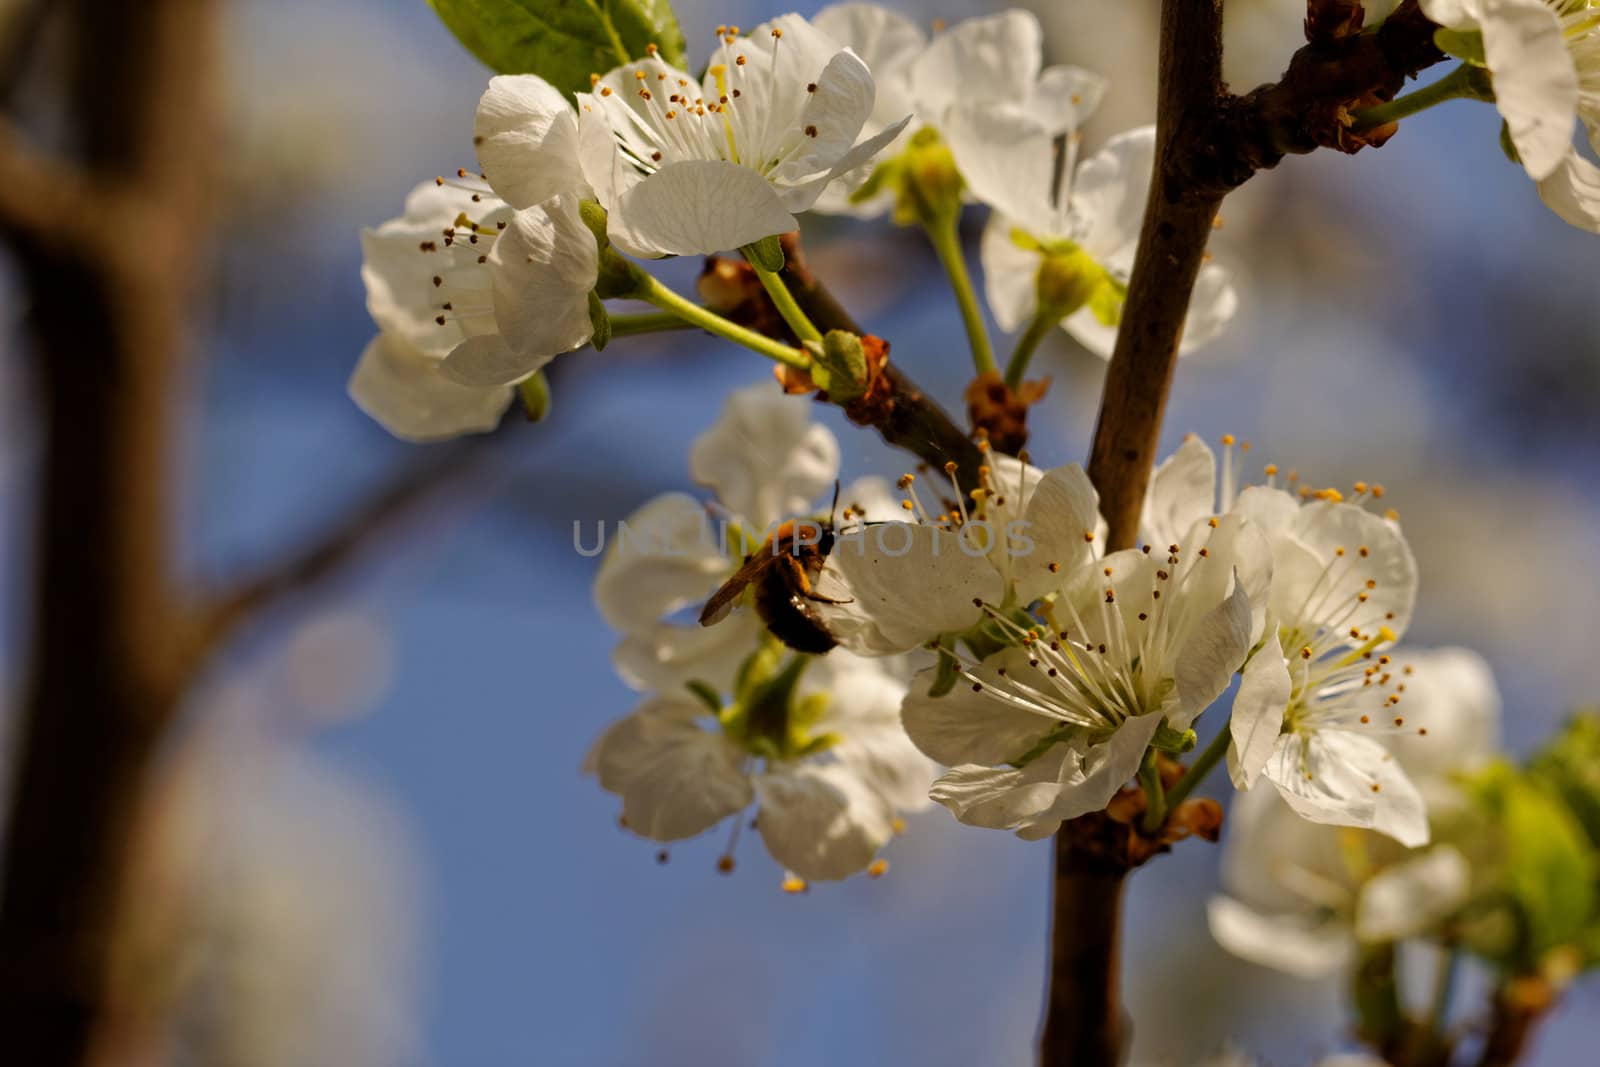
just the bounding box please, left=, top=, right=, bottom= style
left=698, top=486, right=852, bottom=654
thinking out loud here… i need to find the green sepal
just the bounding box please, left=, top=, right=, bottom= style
left=927, top=641, right=962, bottom=699
left=742, top=235, right=786, bottom=273
left=813, top=330, right=870, bottom=403
left=1087, top=276, right=1128, bottom=327
left=426, top=0, right=687, bottom=97
left=1500, top=120, right=1523, bottom=167
left=1434, top=27, right=1487, bottom=67
left=684, top=679, right=724, bottom=715
left=518, top=371, right=552, bottom=422
left=587, top=290, right=612, bottom=352
left=1150, top=723, right=1198, bottom=754
left=848, top=156, right=902, bottom=206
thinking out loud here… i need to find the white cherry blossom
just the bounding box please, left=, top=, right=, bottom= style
left=585, top=650, right=933, bottom=881
left=574, top=14, right=908, bottom=258
left=945, top=114, right=1236, bottom=359
left=351, top=76, right=601, bottom=438
left=593, top=383, right=893, bottom=690
left=899, top=486, right=1271, bottom=839
left=1421, top=0, right=1600, bottom=232
left=811, top=6, right=1109, bottom=215
left=817, top=453, right=1105, bottom=655
left=1209, top=651, right=1497, bottom=975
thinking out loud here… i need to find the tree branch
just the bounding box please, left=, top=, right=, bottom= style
left=0, top=2, right=220, bottom=1062
left=1042, top=3, right=1229, bottom=1064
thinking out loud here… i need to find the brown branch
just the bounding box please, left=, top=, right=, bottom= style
left=1204, top=0, right=1445, bottom=191
left=778, top=233, right=988, bottom=490
left=196, top=434, right=503, bottom=661
left=1477, top=976, right=1557, bottom=1067
left=1042, top=3, right=1229, bottom=1065
left=0, top=2, right=220, bottom=1064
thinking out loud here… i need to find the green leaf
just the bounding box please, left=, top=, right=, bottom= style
left=1467, top=763, right=1599, bottom=964
left=427, top=0, right=687, bottom=96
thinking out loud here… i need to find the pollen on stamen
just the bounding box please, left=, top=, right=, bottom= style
left=651, top=151, right=663, bottom=162
left=1264, top=463, right=1279, bottom=477
left=868, top=858, right=889, bottom=878
left=1301, top=646, right=1313, bottom=659
left=971, top=682, right=983, bottom=692
left=646, top=42, right=659, bottom=55
left=1359, top=546, right=1370, bottom=557
left=1220, top=434, right=1235, bottom=446
left=1083, top=531, right=1095, bottom=543
left=1370, top=783, right=1381, bottom=793
left=600, top=87, right=613, bottom=97
left=807, top=82, right=817, bottom=93
left=771, top=26, right=783, bottom=37
left=1393, top=716, right=1405, bottom=726
left=717, top=855, right=735, bottom=874
left=804, top=125, right=819, bottom=138
left=1048, top=562, right=1060, bottom=573
left=656, top=849, right=670, bottom=865
left=891, top=817, right=907, bottom=835
left=1360, top=715, right=1370, bottom=724
left=781, top=875, right=808, bottom=894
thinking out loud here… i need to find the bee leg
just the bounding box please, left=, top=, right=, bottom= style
left=800, top=590, right=854, bottom=606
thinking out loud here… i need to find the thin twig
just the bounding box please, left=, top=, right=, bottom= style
left=197, top=434, right=504, bottom=662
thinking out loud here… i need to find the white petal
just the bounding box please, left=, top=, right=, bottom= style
left=610, top=160, right=799, bottom=258
left=1031, top=712, right=1163, bottom=827
left=900, top=650, right=1055, bottom=767
left=1143, top=436, right=1217, bottom=551
left=1030, top=66, right=1110, bottom=133
left=943, top=102, right=1057, bottom=224
left=979, top=213, right=1043, bottom=333
left=1071, top=126, right=1156, bottom=261
left=1478, top=0, right=1579, bottom=181
left=688, top=384, right=839, bottom=530
left=819, top=525, right=1004, bottom=654
left=611, top=616, right=762, bottom=693
left=1418, top=0, right=1479, bottom=27
left=1178, top=260, right=1239, bottom=352
left=1265, top=730, right=1429, bottom=846
left=1232, top=485, right=1300, bottom=541
left=1012, top=464, right=1102, bottom=604
left=360, top=181, right=500, bottom=360
left=587, top=696, right=752, bottom=841
left=575, top=95, right=641, bottom=216
left=592, top=493, right=730, bottom=633
left=1206, top=895, right=1353, bottom=978
left=928, top=754, right=1067, bottom=832
left=474, top=75, right=587, bottom=208
left=910, top=9, right=1042, bottom=124
left=450, top=195, right=596, bottom=385
left=1379, top=647, right=1502, bottom=783
left=1174, top=578, right=1253, bottom=728
left=1229, top=648, right=1292, bottom=788
left=439, top=334, right=538, bottom=389
left=348, top=334, right=511, bottom=442
left=755, top=763, right=894, bottom=880
left=1285, top=501, right=1418, bottom=640
left=1537, top=147, right=1600, bottom=233
left=785, top=50, right=876, bottom=178
left=1353, top=846, right=1470, bottom=942
left=811, top=2, right=924, bottom=130
left=1369, top=754, right=1431, bottom=848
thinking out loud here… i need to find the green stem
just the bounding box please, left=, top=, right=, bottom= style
left=607, top=311, right=694, bottom=338
left=1164, top=722, right=1231, bottom=811
left=923, top=213, right=997, bottom=376
left=1004, top=310, right=1057, bottom=391
left=1138, top=749, right=1167, bottom=834
left=749, top=259, right=823, bottom=344
left=1351, top=62, right=1493, bottom=131
left=631, top=272, right=811, bottom=371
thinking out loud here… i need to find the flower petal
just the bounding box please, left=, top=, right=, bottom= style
left=1070, top=125, right=1155, bottom=261
left=900, top=649, right=1055, bottom=767
left=587, top=696, right=752, bottom=841
left=1207, top=894, right=1353, bottom=978
left=611, top=160, right=799, bottom=258
left=474, top=74, right=587, bottom=208
left=1229, top=647, right=1292, bottom=788
left=1353, top=845, right=1470, bottom=942
left=1174, top=577, right=1253, bottom=728
left=1142, top=435, right=1217, bottom=551
left=755, top=763, right=894, bottom=880
left=1478, top=0, right=1579, bottom=181
left=979, top=212, right=1043, bottom=333
left=910, top=9, right=1042, bottom=124
left=1379, top=647, right=1502, bottom=784
left=812, top=2, right=925, bottom=131
left=592, top=492, right=730, bottom=633
left=1285, top=501, right=1418, bottom=640
left=348, top=334, right=511, bottom=442
left=818, top=524, right=1004, bottom=654
left=943, top=102, right=1057, bottom=226
left=1030, top=66, right=1110, bottom=133
left=1012, top=463, right=1102, bottom=605
left=688, top=384, right=839, bottom=530
left=611, top=616, right=762, bottom=693
left=928, top=754, right=1067, bottom=831
left=1537, top=147, right=1600, bottom=233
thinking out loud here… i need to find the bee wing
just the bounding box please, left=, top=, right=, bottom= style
left=698, top=556, right=767, bottom=626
